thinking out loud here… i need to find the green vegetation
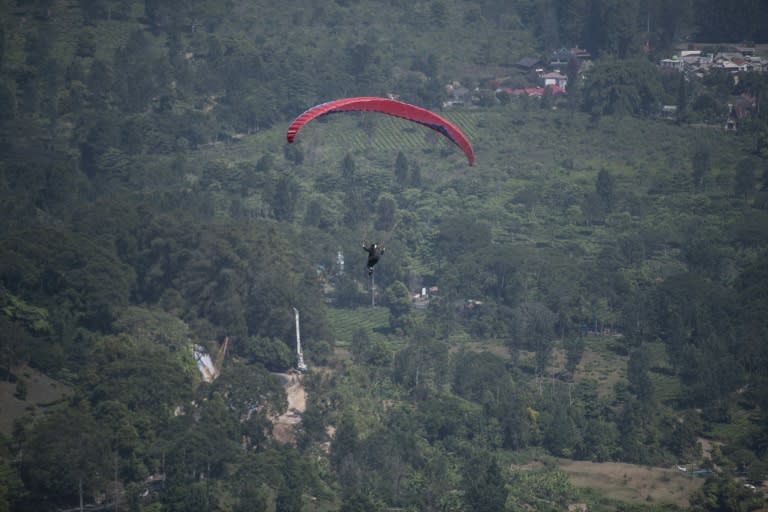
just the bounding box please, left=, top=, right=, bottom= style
left=1, top=0, right=768, bottom=511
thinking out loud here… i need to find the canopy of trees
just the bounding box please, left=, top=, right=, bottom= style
left=1, top=1, right=767, bottom=511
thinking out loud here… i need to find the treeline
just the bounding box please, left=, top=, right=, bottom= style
left=523, top=0, right=768, bottom=58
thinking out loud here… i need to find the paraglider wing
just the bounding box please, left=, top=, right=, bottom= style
left=286, top=97, right=475, bottom=165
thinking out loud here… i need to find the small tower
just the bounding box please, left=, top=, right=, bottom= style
left=293, top=307, right=307, bottom=372
left=336, top=248, right=345, bottom=275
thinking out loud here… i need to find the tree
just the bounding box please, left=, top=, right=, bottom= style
left=350, top=328, right=372, bottom=363
left=75, top=29, right=97, bottom=57
left=595, top=168, right=616, bottom=212
left=416, top=76, right=445, bottom=109
left=564, top=336, right=585, bottom=375
left=375, top=193, right=397, bottom=231
left=543, top=404, right=583, bottom=457
left=234, top=485, right=270, bottom=512
left=214, top=362, right=287, bottom=420
left=565, top=55, right=582, bottom=112
left=112, top=29, right=167, bottom=112
left=91, top=341, right=193, bottom=417
left=284, top=143, right=304, bottom=165
left=462, top=455, right=508, bottom=512
left=340, top=492, right=383, bottom=512
left=0, top=456, right=23, bottom=512
left=393, top=333, right=450, bottom=397
left=21, top=403, right=111, bottom=510
left=343, top=188, right=369, bottom=229
left=627, top=345, right=655, bottom=403
left=243, top=336, right=293, bottom=371
left=408, top=161, right=422, bottom=188
left=689, top=475, right=759, bottom=512
left=383, top=281, right=415, bottom=333
left=434, top=215, right=492, bottom=260
left=331, top=413, right=359, bottom=483
left=0, top=316, right=33, bottom=379
left=734, top=157, right=757, bottom=201
left=508, top=302, right=556, bottom=380
left=0, top=81, right=16, bottom=120
left=255, top=154, right=274, bottom=173
left=452, top=350, right=507, bottom=402
left=693, top=0, right=768, bottom=44
left=676, top=72, right=688, bottom=121
left=273, top=175, right=300, bottom=221
left=394, top=151, right=408, bottom=185
left=93, top=400, right=141, bottom=507
left=341, top=153, right=356, bottom=182
left=691, top=92, right=726, bottom=123
left=582, top=58, right=663, bottom=117
left=692, top=146, right=711, bottom=190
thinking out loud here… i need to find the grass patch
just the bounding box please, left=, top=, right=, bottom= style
left=556, top=458, right=702, bottom=509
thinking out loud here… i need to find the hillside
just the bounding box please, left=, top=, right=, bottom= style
left=1, top=1, right=768, bottom=511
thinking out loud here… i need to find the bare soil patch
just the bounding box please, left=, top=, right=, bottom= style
left=271, top=372, right=307, bottom=444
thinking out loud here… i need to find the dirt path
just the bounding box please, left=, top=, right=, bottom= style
left=271, top=372, right=306, bottom=444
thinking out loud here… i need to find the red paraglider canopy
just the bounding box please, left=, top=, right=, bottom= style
left=286, top=96, right=475, bottom=165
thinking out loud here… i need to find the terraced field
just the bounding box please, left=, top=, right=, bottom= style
left=326, top=305, right=390, bottom=348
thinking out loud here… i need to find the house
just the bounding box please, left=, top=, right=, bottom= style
left=501, top=87, right=544, bottom=97
left=661, top=105, right=678, bottom=120
left=516, top=56, right=543, bottom=73
left=444, top=81, right=471, bottom=107
left=570, top=47, right=591, bottom=61
left=713, top=51, right=749, bottom=73
left=549, top=47, right=591, bottom=71
left=499, top=85, right=565, bottom=98
left=717, top=59, right=740, bottom=73
left=541, top=71, right=567, bottom=89
left=660, top=56, right=684, bottom=71
left=681, top=51, right=713, bottom=68
left=549, top=47, right=573, bottom=68
left=659, top=51, right=719, bottom=73
left=745, top=55, right=765, bottom=72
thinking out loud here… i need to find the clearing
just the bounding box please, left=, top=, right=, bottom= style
left=271, top=371, right=307, bottom=444
left=556, top=458, right=703, bottom=508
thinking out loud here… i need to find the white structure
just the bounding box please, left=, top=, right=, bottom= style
left=336, top=249, right=345, bottom=274
left=193, top=344, right=219, bottom=382
left=293, top=307, right=307, bottom=372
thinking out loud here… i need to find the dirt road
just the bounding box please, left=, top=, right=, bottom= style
left=271, top=372, right=306, bottom=444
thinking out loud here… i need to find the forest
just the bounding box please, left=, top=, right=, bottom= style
left=1, top=0, right=768, bottom=511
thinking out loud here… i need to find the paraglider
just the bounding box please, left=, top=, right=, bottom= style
left=286, top=96, right=475, bottom=165
left=362, top=239, right=385, bottom=276
left=362, top=239, right=386, bottom=307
